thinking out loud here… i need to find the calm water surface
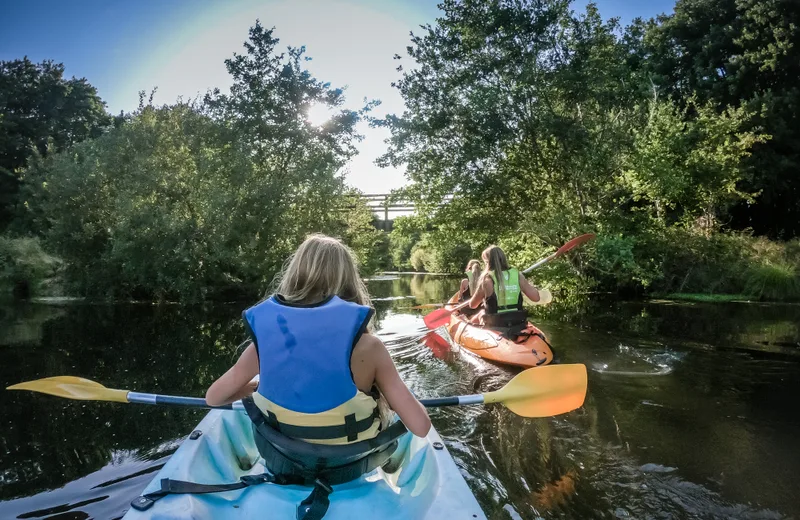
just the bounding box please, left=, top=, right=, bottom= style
left=1, top=275, right=799, bottom=519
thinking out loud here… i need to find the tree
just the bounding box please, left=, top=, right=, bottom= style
left=378, top=0, right=766, bottom=294
left=624, top=95, right=766, bottom=230
left=629, top=0, right=800, bottom=237
left=21, top=22, right=381, bottom=300
left=0, top=58, right=110, bottom=230
left=379, top=0, right=639, bottom=245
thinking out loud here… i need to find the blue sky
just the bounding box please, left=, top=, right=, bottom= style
left=1, top=0, right=675, bottom=193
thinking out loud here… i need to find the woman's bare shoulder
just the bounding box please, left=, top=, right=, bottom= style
left=352, top=333, right=389, bottom=362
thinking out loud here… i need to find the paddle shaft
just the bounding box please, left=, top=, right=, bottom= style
left=128, top=392, right=245, bottom=410
left=522, top=252, right=557, bottom=274
left=522, top=233, right=595, bottom=274
left=125, top=391, right=485, bottom=410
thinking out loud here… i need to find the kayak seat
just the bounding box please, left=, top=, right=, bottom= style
left=246, top=398, right=409, bottom=485
left=482, top=310, right=529, bottom=337
left=246, top=396, right=409, bottom=519
left=130, top=398, right=409, bottom=520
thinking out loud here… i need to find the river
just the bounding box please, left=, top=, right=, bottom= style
left=1, top=274, right=799, bottom=519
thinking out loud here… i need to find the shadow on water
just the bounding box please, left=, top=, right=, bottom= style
left=1, top=275, right=799, bottom=519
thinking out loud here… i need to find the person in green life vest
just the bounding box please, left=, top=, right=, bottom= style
left=467, top=245, right=541, bottom=326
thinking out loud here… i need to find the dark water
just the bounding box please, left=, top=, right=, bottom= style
left=1, top=275, right=799, bottom=519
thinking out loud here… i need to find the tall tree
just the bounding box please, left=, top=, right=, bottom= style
left=0, top=58, right=110, bottom=230
left=21, top=22, right=381, bottom=300
left=378, top=0, right=644, bottom=245
left=630, top=0, right=800, bottom=237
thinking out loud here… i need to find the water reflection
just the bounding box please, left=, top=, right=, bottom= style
left=1, top=276, right=798, bottom=519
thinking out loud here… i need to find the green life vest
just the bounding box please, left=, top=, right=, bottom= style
left=488, top=268, right=522, bottom=313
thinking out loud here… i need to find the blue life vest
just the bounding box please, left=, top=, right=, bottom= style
left=243, top=295, right=373, bottom=414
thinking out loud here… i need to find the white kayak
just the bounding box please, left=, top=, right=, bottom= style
left=122, top=408, right=487, bottom=519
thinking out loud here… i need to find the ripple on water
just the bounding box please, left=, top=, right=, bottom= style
left=592, top=342, right=687, bottom=376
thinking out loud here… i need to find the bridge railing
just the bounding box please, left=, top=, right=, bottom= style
left=339, top=193, right=453, bottom=230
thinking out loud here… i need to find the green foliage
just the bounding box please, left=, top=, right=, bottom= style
left=744, top=262, right=800, bottom=301
left=20, top=23, right=379, bottom=301
left=338, top=190, right=391, bottom=274
left=0, top=235, right=60, bottom=297
left=388, top=216, right=425, bottom=270
left=625, top=97, right=766, bottom=227
left=0, top=58, right=110, bottom=230
left=630, top=0, right=800, bottom=237
left=379, top=0, right=792, bottom=298
left=409, top=246, right=432, bottom=272
left=389, top=216, right=476, bottom=273
left=591, top=233, right=660, bottom=291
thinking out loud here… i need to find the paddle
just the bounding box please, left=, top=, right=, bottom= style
left=409, top=303, right=446, bottom=310
left=422, top=233, right=595, bottom=329
left=8, top=364, right=588, bottom=419
left=522, top=233, right=595, bottom=274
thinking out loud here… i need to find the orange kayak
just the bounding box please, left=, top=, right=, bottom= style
left=444, top=296, right=554, bottom=368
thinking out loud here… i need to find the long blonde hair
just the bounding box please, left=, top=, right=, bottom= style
left=274, top=234, right=371, bottom=307
left=481, top=245, right=511, bottom=300
left=466, top=259, right=481, bottom=294
left=271, top=234, right=390, bottom=425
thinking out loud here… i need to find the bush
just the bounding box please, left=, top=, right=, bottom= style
left=0, top=236, right=61, bottom=298
left=388, top=216, right=424, bottom=271
left=409, top=247, right=432, bottom=272
left=744, top=262, right=800, bottom=301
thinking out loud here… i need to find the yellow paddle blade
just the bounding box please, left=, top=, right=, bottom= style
left=7, top=376, right=130, bottom=403
left=484, top=364, right=587, bottom=418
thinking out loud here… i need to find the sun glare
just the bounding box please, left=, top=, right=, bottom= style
left=306, top=103, right=332, bottom=126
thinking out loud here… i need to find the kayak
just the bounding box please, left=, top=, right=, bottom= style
left=445, top=295, right=554, bottom=368
left=122, top=408, right=487, bottom=520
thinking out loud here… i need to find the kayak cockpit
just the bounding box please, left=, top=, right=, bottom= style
left=123, top=409, right=486, bottom=520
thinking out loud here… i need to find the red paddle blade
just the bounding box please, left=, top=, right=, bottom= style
left=423, top=307, right=454, bottom=329
left=422, top=329, right=452, bottom=359
left=555, top=233, right=595, bottom=257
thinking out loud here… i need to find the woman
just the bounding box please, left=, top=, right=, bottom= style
left=468, top=245, right=541, bottom=326
left=457, top=259, right=482, bottom=317
left=459, top=259, right=481, bottom=301
left=206, top=234, right=431, bottom=444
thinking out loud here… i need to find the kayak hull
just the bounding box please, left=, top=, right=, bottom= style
left=122, top=409, right=486, bottom=520
left=445, top=297, right=554, bottom=368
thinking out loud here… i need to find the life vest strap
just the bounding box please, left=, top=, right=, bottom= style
left=263, top=406, right=380, bottom=442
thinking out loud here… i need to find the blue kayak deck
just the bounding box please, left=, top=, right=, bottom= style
left=123, top=409, right=486, bottom=519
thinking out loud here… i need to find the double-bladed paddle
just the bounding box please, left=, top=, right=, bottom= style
left=8, top=364, right=588, bottom=419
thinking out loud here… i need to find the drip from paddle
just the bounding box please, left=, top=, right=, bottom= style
left=8, top=364, right=588, bottom=419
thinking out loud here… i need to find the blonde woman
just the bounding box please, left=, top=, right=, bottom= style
left=206, top=234, right=431, bottom=444
left=468, top=245, right=541, bottom=327
left=459, top=259, right=481, bottom=301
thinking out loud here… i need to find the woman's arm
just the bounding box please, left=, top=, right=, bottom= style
left=365, top=336, right=431, bottom=437
left=519, top=273, right=540, bottom=302
left=205, top=343, right=260, bottom=406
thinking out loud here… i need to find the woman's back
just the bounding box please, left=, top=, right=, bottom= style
left=206, top=234, right=431, bottom=445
